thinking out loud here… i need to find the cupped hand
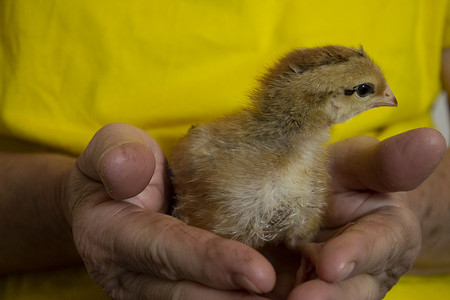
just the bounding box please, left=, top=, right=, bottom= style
left=63, top=123, right=276, bottom=300
left=267, top=128, right=446, bottom=300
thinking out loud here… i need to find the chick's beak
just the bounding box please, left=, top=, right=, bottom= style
left=373, top=85, right=397, bottom=108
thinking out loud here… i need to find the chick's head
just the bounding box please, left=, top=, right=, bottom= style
left=257, top=46, right=397, bottom=125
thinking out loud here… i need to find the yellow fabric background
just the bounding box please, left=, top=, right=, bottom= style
left=0, top=0, right=449, bottom=299
left=1, top=0, right=448, bottom=155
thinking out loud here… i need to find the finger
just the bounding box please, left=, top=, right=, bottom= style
left=304, top=204, right=420, bottom=284
left=329, top=128, right=446, bottom=193
left=77, top=122, right=167, bottom=200
left=259, top=244, right=302, bottom=299
left=288, top=274, right=380, bottom=300
left=116, top=274, right=270, bottom=300
left=98, top=142, right=156, bottom=200
left=102, top=141, right=169, bottom=212
left=104, top=206, right=276, bottom=294
left=324, top=187, right=400, bottom=228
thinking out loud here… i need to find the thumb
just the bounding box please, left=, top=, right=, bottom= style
left=77, top=123, right=162, bottom=200
left=329, top=128, right=446, bottom=193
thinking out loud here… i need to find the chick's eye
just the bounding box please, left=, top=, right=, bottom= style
left=355, top=83, right=375, bottom=98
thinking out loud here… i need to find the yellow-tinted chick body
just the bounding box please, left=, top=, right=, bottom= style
left=170, top=46, right=397, bottom=249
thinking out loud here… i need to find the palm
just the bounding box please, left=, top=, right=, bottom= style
left=264, top=129, right=445, bottom=300
left=66, top=123, right=276, bottom=299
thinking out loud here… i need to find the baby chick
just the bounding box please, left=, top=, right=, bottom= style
left=170, top=46, right=397, bottom=249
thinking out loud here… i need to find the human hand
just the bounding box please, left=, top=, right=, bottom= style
left=63, top=123, right=276, bottom=299
left=265, top=128, right=446, bottom=300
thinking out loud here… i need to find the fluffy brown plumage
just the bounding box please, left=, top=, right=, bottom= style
left=170, top=46, right=397, bottom=249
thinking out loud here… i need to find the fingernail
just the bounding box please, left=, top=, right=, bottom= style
left=337, top=261, right=355, bottom=281
left=233, top=273, right=262, bottom=294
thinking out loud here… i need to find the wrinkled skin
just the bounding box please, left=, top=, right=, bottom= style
left=266, top=129, right=445, bottom=299
left=64, top=123, right=275, bottom=300
left=64, top=123, right=445, bottom=299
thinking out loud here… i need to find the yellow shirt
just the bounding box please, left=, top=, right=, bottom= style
left=1, top=0, right=449, bottom=155
left=1, top=0, right=449, bottom=299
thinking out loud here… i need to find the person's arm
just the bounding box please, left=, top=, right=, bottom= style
left=441, top=48, right=450, bottom=93
left=0, top=153, right=80, bottom=272
left=0, top=123, right=276, bottom=299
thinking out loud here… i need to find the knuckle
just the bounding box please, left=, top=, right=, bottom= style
left=141, top=216, right=202, bottom=281
left=365, top=275, right=383, bottom=300
left=389, top=206, right=422, bottom=267
left=370, top=206, right=421, bottom=299
left=143, top=220, right=182, bottom=280
left=373, top=270, right=400, bottom=299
